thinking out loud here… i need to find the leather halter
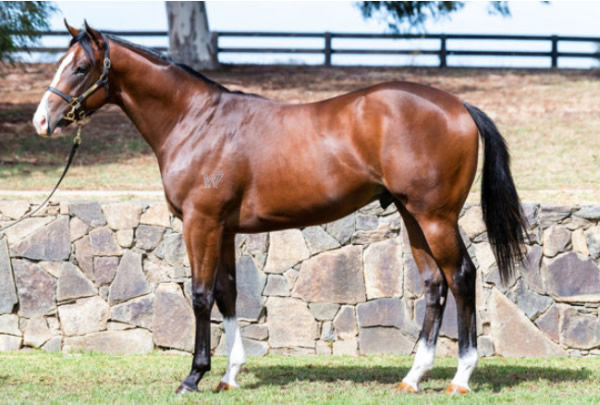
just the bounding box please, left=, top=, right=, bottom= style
left=1, top=36, right=113, bottom=237
left=47, top=34, right=111, bottom=123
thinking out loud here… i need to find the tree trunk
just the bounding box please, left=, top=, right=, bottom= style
left=166, top=1, right=219, bottom=70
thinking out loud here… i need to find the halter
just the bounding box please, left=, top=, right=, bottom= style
left=0, top=34, right=112, bottom=237
left=47, top=34, right=111, bottom=124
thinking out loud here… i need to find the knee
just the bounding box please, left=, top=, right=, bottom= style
left=191, top=285, right=214, bottom=314
left=423, top=274, right=444, bottom=290
left=422, top=273, right=447, bottom=306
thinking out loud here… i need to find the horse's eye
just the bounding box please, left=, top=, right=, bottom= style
left=75, top=65, right=89, bottom=75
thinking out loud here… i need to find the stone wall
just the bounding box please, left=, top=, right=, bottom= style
left=0, top=200, right=599, bottom=357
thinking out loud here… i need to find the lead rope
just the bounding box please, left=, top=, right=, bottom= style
left=0, top=124, right=82, bottom=238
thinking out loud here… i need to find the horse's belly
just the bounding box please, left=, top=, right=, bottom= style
left=232, top=182, right=383, bottom=233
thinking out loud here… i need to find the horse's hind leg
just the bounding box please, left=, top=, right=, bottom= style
left=416, top=214, right=478, bottom=394
left=214, top=233, right=246, bottom=392
left=396, top=205, right=448, bottom=393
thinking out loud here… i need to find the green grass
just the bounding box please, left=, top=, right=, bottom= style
left=0, top=353, right=598, bottom=404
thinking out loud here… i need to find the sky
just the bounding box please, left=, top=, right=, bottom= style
left=33, top=1, right=600, bottom=68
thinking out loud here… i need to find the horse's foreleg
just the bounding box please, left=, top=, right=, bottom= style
left=418, top=216, right=478, bottom=394
left=396, top=207, right=448, bottom=393
left=176, top=213, right=223, bottom=394
left=214, top=233, right=246, bottom=392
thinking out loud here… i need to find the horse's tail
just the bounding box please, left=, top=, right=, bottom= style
left=464, top=102, right=526, bottom=285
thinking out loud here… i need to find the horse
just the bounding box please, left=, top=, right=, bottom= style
left=32, top=22, right=526, bottom=395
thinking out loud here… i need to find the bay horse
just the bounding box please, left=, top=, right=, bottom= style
left=33, top=22, right=526, bottom=395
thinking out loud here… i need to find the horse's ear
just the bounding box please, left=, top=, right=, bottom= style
left=64, top=18, right=80, bottom=38
left=84, top=20, right=102, bottom=44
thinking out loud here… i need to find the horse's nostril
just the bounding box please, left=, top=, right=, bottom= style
left=32, top=109, right=49, bottom=135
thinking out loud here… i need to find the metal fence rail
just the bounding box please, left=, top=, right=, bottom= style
left=15, top=30, right=600, bottom=68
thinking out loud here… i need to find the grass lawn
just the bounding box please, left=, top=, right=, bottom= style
left=1, top=64, right=599, bottom=204
left=0, top=353, right=598, bottom=404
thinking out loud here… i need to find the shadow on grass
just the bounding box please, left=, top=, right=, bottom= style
left=470, top=364, right=592, bottom=392
left=243, top=364, right=592, bottom=393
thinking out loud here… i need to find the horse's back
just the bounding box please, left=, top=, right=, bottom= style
left=200, top=81, right=479, bottom=232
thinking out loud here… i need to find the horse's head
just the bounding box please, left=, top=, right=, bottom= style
left=33, top=20, right=111, bottom=137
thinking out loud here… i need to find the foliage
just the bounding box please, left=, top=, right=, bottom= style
left=358, top=1, right=511, bottom=32
left=0, top=1, right=56, bottom=61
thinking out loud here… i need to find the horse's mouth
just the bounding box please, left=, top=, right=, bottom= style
left=40, top=117, right=70, bottom=138
left=38, top=126, right=63, bottom=138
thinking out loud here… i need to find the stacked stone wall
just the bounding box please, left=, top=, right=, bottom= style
left=1, top=200, right=599, bottom=357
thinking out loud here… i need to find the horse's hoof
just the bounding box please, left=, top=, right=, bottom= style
left=445, top=383, right=470, bottom=394
left=175, top=383, right=198, bottom=395
left=214, top=381, right=234, bottom=393
left=395, top=381, right=418, bottom=393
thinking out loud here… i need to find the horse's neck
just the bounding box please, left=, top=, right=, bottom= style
left=110, top=44, right=218, bottom=157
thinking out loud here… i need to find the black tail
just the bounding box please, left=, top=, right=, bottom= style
left=464, top=103, right=526, bottom=285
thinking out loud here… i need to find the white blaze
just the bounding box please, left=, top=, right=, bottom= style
left=221, top=317, right=246, bottom=387
left=33, top=50, right=75, bottom=135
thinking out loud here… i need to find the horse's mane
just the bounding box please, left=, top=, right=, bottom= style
left=108, top=35, right=231, bottom=91
left=70, top=31, right=254, bottom=96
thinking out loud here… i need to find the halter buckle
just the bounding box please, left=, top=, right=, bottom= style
left=64, top=99, right=87, bottom=122
left=64, top=108, right=77, bottom=122
left=70, top=98, right=81, bottom=109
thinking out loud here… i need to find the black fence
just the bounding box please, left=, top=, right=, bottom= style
left=16, top=30, right=600, bottom=68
